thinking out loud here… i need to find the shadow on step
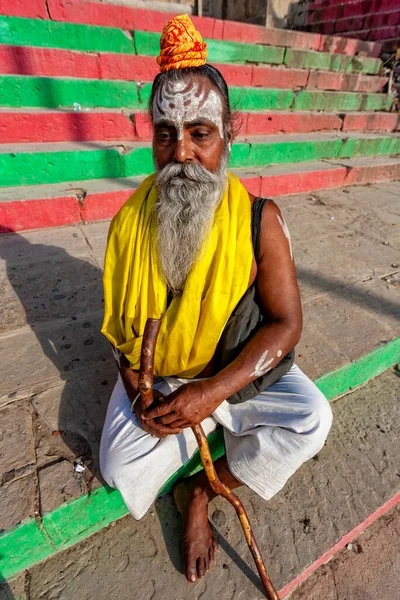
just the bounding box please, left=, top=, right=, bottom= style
left=297, top=267, right=400, bottom=320
left=0, top=232, right=114, bottom=521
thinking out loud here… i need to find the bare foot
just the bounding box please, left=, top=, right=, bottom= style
left=173, top=481, right=219, bottom=583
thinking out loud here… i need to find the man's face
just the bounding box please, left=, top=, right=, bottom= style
left=152, top=75, right=226, bottom=173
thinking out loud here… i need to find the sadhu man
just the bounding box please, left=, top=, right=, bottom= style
left=100, top=14, right=332, bottom=584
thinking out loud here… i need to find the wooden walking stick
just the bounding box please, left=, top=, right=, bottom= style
left=139, top=318, right=280, bottom=600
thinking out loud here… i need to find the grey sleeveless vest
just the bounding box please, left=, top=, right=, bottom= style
left=217, top=197, right=295, bottom=404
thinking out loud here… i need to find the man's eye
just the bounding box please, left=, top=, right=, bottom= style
left=192, top=130, right=210, bottom=140
left=157, top=131, right=175, bottom=142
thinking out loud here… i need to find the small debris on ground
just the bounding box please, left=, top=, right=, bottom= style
left=74, top=457, right=86, bottom=474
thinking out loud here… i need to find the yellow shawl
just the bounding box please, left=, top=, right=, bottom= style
left=101, top=172, right=252, bottom=378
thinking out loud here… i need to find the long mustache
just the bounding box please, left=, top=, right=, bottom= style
left=156, top=160, right=224, bottom=186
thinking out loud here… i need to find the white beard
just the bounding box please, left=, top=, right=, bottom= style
left=155, top=155, right=228, bottom=295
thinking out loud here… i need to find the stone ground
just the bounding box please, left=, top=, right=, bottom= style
left=288, top=503, right=400, bottom=600
left=1, top=369, right=399, bottom=599
left=0, top=181, right=399, bottom=597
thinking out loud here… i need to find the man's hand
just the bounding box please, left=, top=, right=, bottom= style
left=118, top=357, right=183, bottom=438
left=143, top=380, right=222, bottom=429
left=134, top=390, right=184, bottom=438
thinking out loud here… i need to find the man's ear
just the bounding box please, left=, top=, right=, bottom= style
left=230, top=111, right=242, bottom=142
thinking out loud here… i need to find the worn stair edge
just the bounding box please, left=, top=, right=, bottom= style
left=0, top=338, right=398, bottom=583
left=0, top=16, right=383, bottom=75
left=1, top=110, right=399, bottom=144
left=1, top=132, right=399, bottom=189
left=279, top=492, right=400, bottom=598
left=0, top=44, right=389, bottom=94
left=0, top=0, right=383, bottom=57
left=1, top=155, right=400, bottom=233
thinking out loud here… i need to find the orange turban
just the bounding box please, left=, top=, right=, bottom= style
left=157, top=14, right=207, bottom=72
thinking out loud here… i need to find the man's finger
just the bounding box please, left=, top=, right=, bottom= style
left=153, top=390, right=166, bottom=402
left=157, top=412, right=179, bottom=425
left=168, top=419, right=191, bottom=429
left=141, top=417, right=182, bottom=436
left=143, top=402, right=173, bottom=419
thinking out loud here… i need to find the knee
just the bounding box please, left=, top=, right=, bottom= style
left=100, top=448, right=149, bottom=521
left=99, top=441, right=116, bottom=490
left=306, top=390, right=333, bottom=454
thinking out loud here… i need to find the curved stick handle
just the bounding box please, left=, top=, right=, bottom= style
left=139, top=318, right=280, bottom=599
left=138, top=318, right=162, bottom=411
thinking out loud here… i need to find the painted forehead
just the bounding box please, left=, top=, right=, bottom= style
left=153, top=78, right=224, bottom=139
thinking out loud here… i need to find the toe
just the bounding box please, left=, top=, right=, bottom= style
left=185, top=554, right=197, bottom=583
left=209, top=546, right=215, bottom=564
left=204, top=553, right=210, bottom=573
left=197, top=558, right=206, bottom=579
left=212, top=536, right=219, bottom=552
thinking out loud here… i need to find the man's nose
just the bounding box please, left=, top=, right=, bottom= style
left=174, top=133, right=192, bottom=163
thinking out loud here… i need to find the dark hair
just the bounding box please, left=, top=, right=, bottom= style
left=148, top=64, right=240, bottom=140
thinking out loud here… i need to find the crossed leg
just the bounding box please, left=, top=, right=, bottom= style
left=173, top=456, right=242, bottom=582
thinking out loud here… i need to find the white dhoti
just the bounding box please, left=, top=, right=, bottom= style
left=100, top=364, right=332, bottom=520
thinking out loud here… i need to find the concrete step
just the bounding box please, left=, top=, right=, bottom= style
left=0, top=0, right=383, bottom=57
left=1, top=369, right=399, bottom=597
left=0, top=132, right=399, bottom=189
left=0, top=181, right=398, bottom=524
left=1, top=155, right=400, bottom=233
left=0, top=45, right=389, bottom=93
left=287, top=502, right=400, bottom=600
left=0, top=15, right=384, bottom=75
left=0, top=75, right=393, bottom=112
left=0, top=216, right=398, bottom=591
left=1, top=109, right=398, bottom=144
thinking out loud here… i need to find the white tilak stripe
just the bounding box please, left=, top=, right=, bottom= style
left=250, top=351, right=275, bottom=377
left=153, top=80, right=224, bottom=140
left=277, top=214, right=293, bottom=259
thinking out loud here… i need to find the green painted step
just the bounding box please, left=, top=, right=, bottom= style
left=134, top=30, right=285, bottom=65
left=138, top=83, right=296, bottom=111
left=1, top=134, right=400, bottom=187
left=0, top=16, right=382, bottom=75
left=0, top=76, right=141, bottom=110
left=134, top=30, right=381, bottom=75
left=284, top=48, right=381, bottom=75
left=0, top=15, right=134, bottom=54
left=0, top=76, right=393, bottom=113
left=0, top=338, right=399, bottom=583
left=293, top=91, right=392, bottom=112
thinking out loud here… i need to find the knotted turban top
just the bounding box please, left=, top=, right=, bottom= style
left=156, top=14, right=208, bottom=72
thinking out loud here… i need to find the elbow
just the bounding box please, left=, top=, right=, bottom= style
left=292, top=321, right=302, bottom=347
left=281, top=315, right=302, bottom=348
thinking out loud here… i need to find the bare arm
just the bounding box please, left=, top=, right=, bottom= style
left=208, top=199, right=302, bottom=401
left=143, top=200, right=302, bottom=428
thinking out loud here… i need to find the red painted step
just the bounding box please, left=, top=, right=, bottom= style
left=0, top=110, right=138, bottom=143
left=1, top=110, right=397, bottom=144
left=306, top=71, right=387, bottom=93
left=0, top=0, right=383, bottom=57
left=0, top=0, right=48, bottom=19
left=318, top=34, right=382, bottom=56
left=0, top=45, right=387, bottom=93
left=1, top=156, right=400, bottom=233
left=0, top=45, right=307, bottom=90
left=342, top=112, right=399, bottom=132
